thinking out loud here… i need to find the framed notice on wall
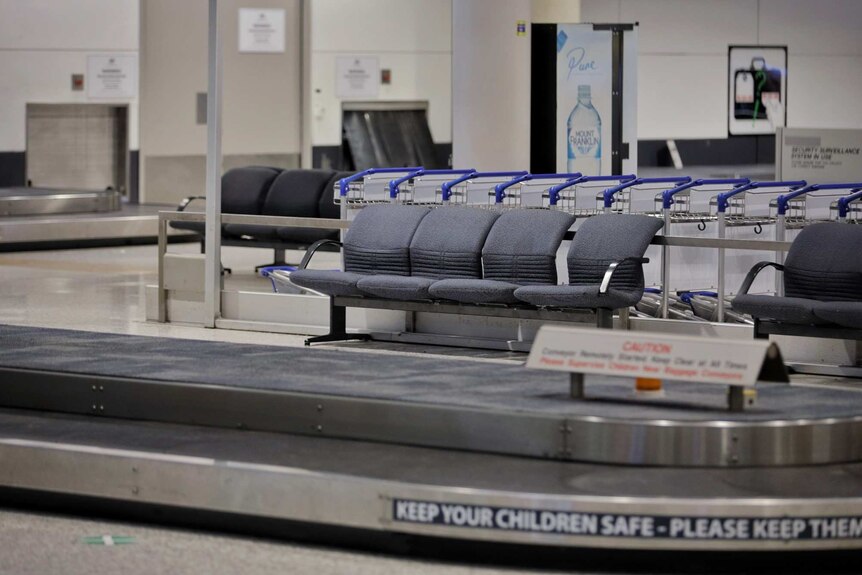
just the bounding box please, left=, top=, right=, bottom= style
left=239, top=8, right=285, bottom=53
left=728, top=45, right=787, bottom=136
left=87, top=54, right=138, bottom=99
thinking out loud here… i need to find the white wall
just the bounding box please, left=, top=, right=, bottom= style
left=308, top=0, right=452, bottom=149
left=581, top=0, right=862, bottom=140
left=452, top=0, right=531, bottom=170
left=0, top=0, right=140, bottom=152
left=139, top=0, right=302, bottom=203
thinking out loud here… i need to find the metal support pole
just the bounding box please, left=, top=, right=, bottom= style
left=204, top=0, right=223, bottom=328
left=596, top=308, right=614, bottom=329
left=728, top=386, right=745, bottom=412
left=717, top=211, right=726, bottom=323
left=157, top=214, right=167, bottom=322
left=661, top=209, right=671, bottom=318
left=775, top=214, right=785, bottom=296
left=569, top=373, right=585, bottom=399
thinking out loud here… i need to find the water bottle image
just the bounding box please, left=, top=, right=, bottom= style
left=567, top=85, right=602, bottom=174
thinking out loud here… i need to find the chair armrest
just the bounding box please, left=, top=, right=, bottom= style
left=177, top=196, right=206, bottom=211
left=298, top=239, right=343, bottom=270
left=737, top=261, right=784, bottom=295
left=599, top=257, right=650, bottom=294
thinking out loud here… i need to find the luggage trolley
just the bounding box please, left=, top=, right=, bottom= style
left=713, top=180, right=807, bottom=320
left=658, top=178, right=749, bottom=318
left=833, top=187, right=862, bottom=223
left=600, top=176, right=691, bottom=215
left=547, top=174, right=636, bottom=215
left=334, top=167, right=423, bottom=207
left=439, top=171, right=527, bottom=207
left=491, top=173, right=582, bottom=208
left=386, top=169, right=475, bottom=205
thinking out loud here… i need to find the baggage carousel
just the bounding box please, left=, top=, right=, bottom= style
left=1, top=323, right=862, bottom=557
left=0, top=187, right=120, bottom=216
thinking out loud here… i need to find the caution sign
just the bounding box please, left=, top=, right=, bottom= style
left=526, top=325, right=788, bottom=387
left=391, top=499, right=862, bottom=541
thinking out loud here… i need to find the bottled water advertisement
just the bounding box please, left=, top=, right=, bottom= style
left=555, top=25, right=612, bottom=175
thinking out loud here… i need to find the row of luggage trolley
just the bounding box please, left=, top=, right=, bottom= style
left=331, top=167, right=862, bottom=324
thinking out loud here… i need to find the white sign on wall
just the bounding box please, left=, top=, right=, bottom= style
left=556, top=25, right=612, bottom=175
left=776, top=127, right=862, bottom=183
left=336, top=56, right=380, bottom=99
left=87, top=54, right=138, bottom=99
left=239, top=8, right=285, bottom=53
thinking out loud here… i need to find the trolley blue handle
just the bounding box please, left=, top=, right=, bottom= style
left=337, top=167, right=422, bottom=197
left=440, top=171, right=527, bottom=202
left=387, top=168, right=474, bottom=199
left=602, top=176, right=691, bottom=209
left=493, top=172, right=581, bottom=203
left=715, top=180, right=806, bottom=213
left=548, top=174, right=636, bottom=206
left=837, top=189, right=862, bottom=218
left=775, top=182, right=862, bottom=215
left=661, top=178, right=749, bottom=210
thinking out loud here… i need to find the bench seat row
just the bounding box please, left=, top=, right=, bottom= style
left=290, top=204, right=663, bottom=316
left=170, top=166, right=350, bottom=262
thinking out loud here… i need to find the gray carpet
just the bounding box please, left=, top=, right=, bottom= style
left=1, top=324, right=860, bottom=422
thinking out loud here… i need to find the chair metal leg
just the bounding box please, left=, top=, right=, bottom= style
left=595, top=308, right=614, bottom=329
left=305, top=298, right=371, bottom=346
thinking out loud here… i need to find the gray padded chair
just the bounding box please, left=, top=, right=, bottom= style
left=290, top=204, right=430, bottom=297
left=514, top=214, right=663, bottom=326
left=428, top=209, right=575, bottom=304
left=291, top=203, right=430, bottom=345
left=171, top=166, right=281, bottom=235
left=733, top=223, right=862, bottom=331
left=224, top=169, right=335, bottom=242
left=356, top=207, right=500, bottom=301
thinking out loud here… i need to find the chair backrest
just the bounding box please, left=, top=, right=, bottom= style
left=409, top=207, right=500, bottom=279
left=343, top=204, right=430, bottom=276
left=482, top=209, right=575, bottom=285
left=261, top=169, right=335, bottom=217
left=221, top=167, right=281, bottom=214
left=567, top=214, right=663, bottom=291
left=784, top=222, right=862, bottom=302
left=320, top=171, right=352, bottom=220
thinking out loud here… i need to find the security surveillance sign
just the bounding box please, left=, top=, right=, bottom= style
left=87, top=54, right=137, bottom=99
left=239, top=9, right=286, bottom=53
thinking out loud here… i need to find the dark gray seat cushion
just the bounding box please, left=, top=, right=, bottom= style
left=732, top=294, right=831, bottom=325
left=782, top=223, right=862, bottom=302
left=274, top=171, right=353, bottom=245
left=482, top=209, right=575, bottom=284
left=408, top=207, right=500, bottom=279
left=171, top=166, right=281, bottom=234
left=426, top=210, right=574, bottom=304
left=286, top=270, right=366, bottom=297
left=343, top=204, right=431, bottom=275
left=516, top=214, right=662, bottom=310
left=289, top=204, right=430, bottom=296
left=514, top=284, right=638, bottom=310
left=356, top=275, right=436, bottom=301
left=812, top=301, right=862, bottom=329
left=428, top=279, right=521, bottom=304
left=225, top=169, right=334, bottom=241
